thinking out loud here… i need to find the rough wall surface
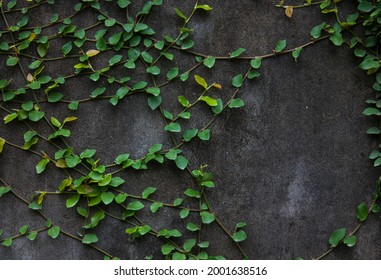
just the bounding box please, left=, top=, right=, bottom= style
left=0, top=0, right=380, bottom=259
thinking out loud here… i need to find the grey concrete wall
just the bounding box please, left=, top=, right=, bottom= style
left=0, top=0, right=380, bottom=259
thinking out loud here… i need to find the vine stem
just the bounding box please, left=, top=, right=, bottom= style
left=314, top=199, right=378, bottom=260
left=0, top=179, right=114, bottom=258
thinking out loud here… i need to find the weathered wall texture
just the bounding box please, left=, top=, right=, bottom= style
left=0, top=0, right=380, bottom=259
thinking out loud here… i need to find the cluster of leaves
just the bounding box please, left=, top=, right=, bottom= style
left=0, top=0, right=254, bottom=260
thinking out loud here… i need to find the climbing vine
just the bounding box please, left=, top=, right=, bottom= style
left=0, top=0, right=380, bottom=259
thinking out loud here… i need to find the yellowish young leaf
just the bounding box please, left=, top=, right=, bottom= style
left=194, top=75, right=207, bottom=89
left=55, top=159, right=68, bottom=168
left=28, top=33, right=36, bottom=42
left=0, top=138, right=5, bottom=153
left=38, top=192, right=46, bottom=204
left=86, top=49, right=100, bottom=57
left=285, top=6, right=293, bottom=18
left=63, top=116, right=77, bottom=124
left=27, top=73, right=34, bottom=82
left=212, top=83, right=222, bottom=89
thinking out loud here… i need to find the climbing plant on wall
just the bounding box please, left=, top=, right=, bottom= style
left=0, top=0, right=380, bottom=259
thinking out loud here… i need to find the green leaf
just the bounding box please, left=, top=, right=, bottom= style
left=148, top=96, right=162, bottom=110
left=194, top=75, right=207, bottom=89
left=356, top=202, right=368, bottom=222
left=328, top=228, right=346, bottom=247
left=232, top=230, right=247, bottom=242
left=374, top=158, right=381, bottom=167
left=157, top=229, right=182, bottom=238
left=183, top=128, right=198, bottom=142
left=232, top=74, right=244, bottom=88
left=101, top=192, right=115, bottom=205
left=183, top=239, right=196, bottom=252
left=48, top=129, right=71, bottom=140
left=149, top=144, right=162, bottom=154
left=187, top=222, right=199, bottom=232
left=177, top=95, right=190, bottom=107
left=99, top=173, right=112, bottom=186
left=146, top=66, right=161, bottom=75
left=82, top=234, right=98, bottom=244
left=228, top=98, right=245, bottom=108
left=28, top=231, right=38, bottom=241
left=109, top=177, right=125, bottom=188
left=65, top=155, right=81, bottom=168
left=2, top=238, right=12, bottom=247
left=198, top=241, right=209, bottom=248
left=126, top=201, right=144, bottom=211
left=167, top=67, right=179, bottom=80
left=198, top=129, right=210, bottom=141
left=184, top=188, right=200, bottom=198
left=358, top=1, right=374, bottom=13
left=61, top=41, right=72, bottom=55
left=362, top=107, right=381, bottom=116
left=146, top=87, right=160, bottom=96
left=48, top=92, right=63, bottom=103
left=90, top=87, right=106, bottom=98
left=150, top=202, right=164, bottom=213
left=108, top=54, right=122, bottom=66
left=179, top=209, right=190, bottom=219
left=174, top=7, right=187, bottom=20
left=80, top=149, right=96, bottom=159
left=292, top=48, right=303, bottom=60
left=343, top=235, right=356, bottom=247
left=236, top=222, right=247, bottom=228
left=29, top=200, right=42, bottom=210
left=68, top=101, right=79, bottom=111
left=173, top=198, right=183, bottom=207
left=0, top=186, right=11, bottom=198
left=36, top=158, right=49, bottom=174
left=310, top=22, right=326, bottom=39
left=108, top=32, right=123, bottom=45
left=175, top=155, right=188, bottom=170
left=6, top=56, right=19, bottom=67
left=230, top=48, right=246, bottom=58
left=4, top=113, right=18, bottom=124
left=372, top=204, right=380, bottom=213
left=115, top=153, right=130, bottom=164
left=118, top=0, right=131, bottom=8
left=142, top=187, right=157, bottom=199
left=50, top=117, right=61, bottom=128
left=66, top=194, right=80, bottom=208
left=366, top=127, right=380, bottom=134
left=274, top=40, right=287, bottom=52
left=141, top=51, right=153, bottom=63
left=196, top=4, right=213, bottom=10
left=48, top=226, right=60, bottom=239
left=203, top=56, right=216, bottom=68
left=105, top=18, right=116, bottom=27
left=83, top=211, right=105, bottom=228
left=250, top=57, right=262, bottom=69
left=200, top=211, right=215, bottom=224
left=133, top=81, right=147, bottom=91
left=161, top=243, right=175, bottom=255
left=115, top=193, right=128, bottom=204
left=19, top=225, right=28, bottom=235
left=359, top=59, right=379, bottom=71
left=200, top=96, right=218, bottom=106
left=138, top=225, right=151, bottom=236
left=76, top=207, right=87, bottom=217
left=28, top=110, right=45, bottom=122
left=164, top=123, right=181, bottom=133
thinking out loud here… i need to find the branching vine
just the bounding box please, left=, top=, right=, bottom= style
left=0, top=0, right=380, bottom=260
